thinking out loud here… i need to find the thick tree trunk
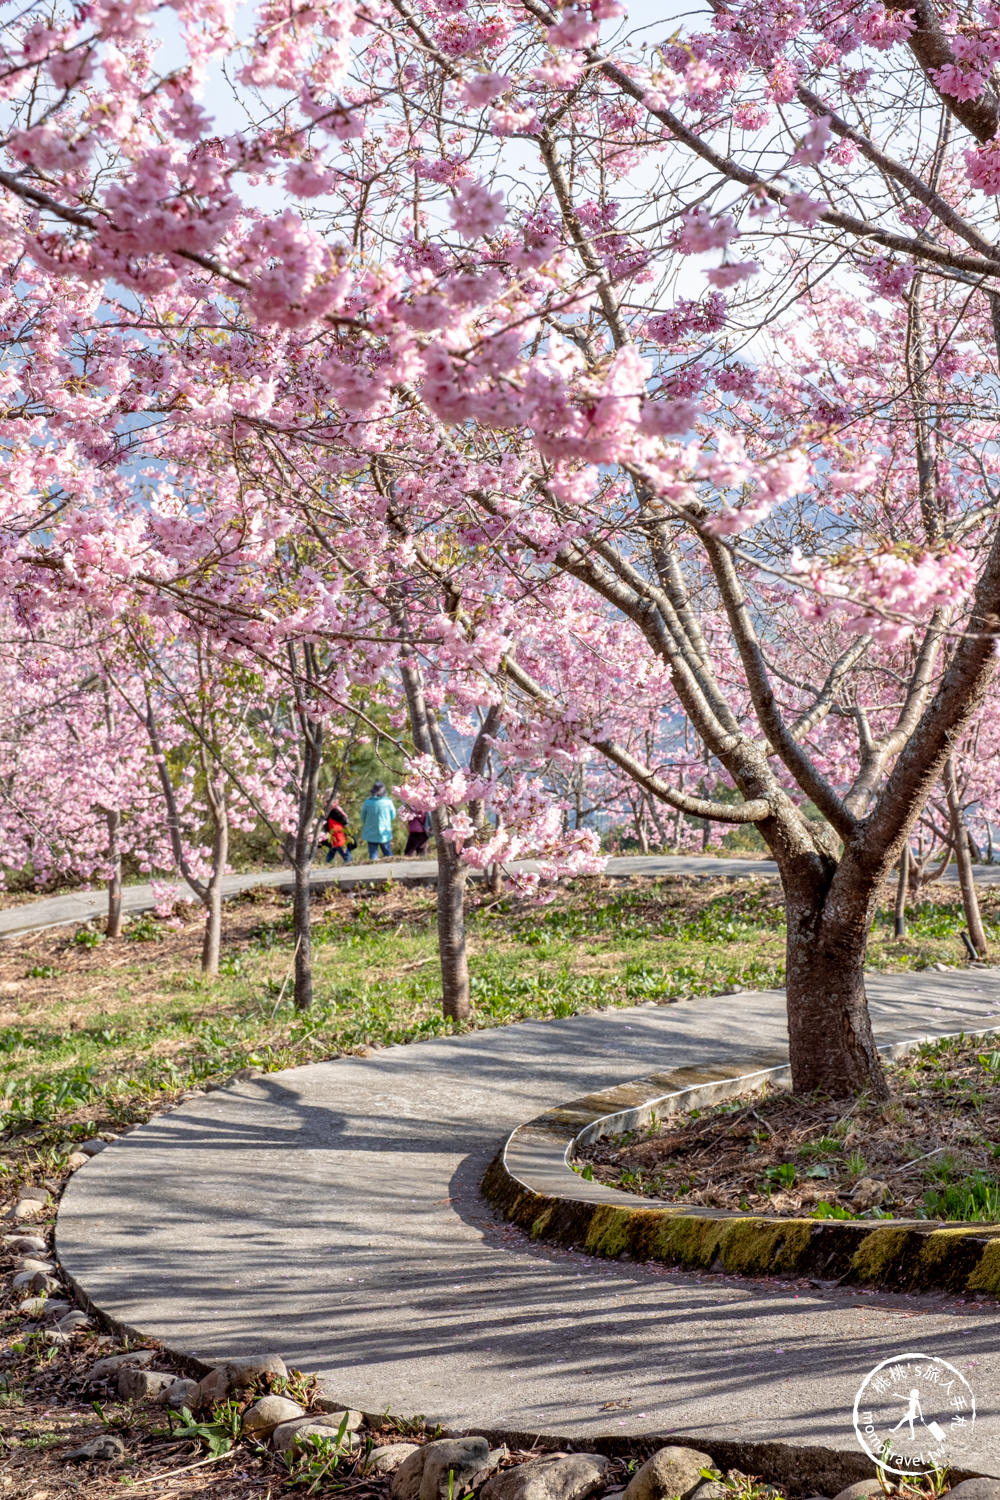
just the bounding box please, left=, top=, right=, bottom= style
left=894, top=843, right=909, bottom=939
left=106, top=809, right=123, bottom=938
left=201, top=802, right=228, bottom=977
left=944, top=756, right=988, bottom=958
left=435, top=828, right=471, bottom=1021
left=784, top=877, right=889, bottom=1100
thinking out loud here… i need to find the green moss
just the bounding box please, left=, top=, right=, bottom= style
left=914, top=1227, right=977, bottom=1289
left=584, top=1205, right=635, bottom=1258
left=652, top=1213, right=727, bottom=1268
left=718, top=1217, right=814, bottom=1276
left=530, top=1205, right=555, bottom=1239
left=850, top=1226, right=914, bottom=1285
left=966, top=1237, right=1000, bottom=1295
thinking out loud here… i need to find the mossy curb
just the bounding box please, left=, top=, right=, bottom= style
left=482, top=1029, right=1000, bottom=1296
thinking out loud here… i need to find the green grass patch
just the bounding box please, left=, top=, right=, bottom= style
left=1, top=874, right=996, bottom=1174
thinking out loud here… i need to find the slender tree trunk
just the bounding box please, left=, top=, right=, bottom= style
left=292, top=862, right=313, bottom=1011
left=944, top=756, right=988, bottom=958
left=645, top=796, right=669, bottom=852
left=106, top=809, right=123, bottom=938
left=435, top=827, right=471, bottom=1021
left=894, top=843, right=909, bottom=939
left=291, top=716, right=323, bottom=1013
left=201, top=798, right=228, bottom=977
left=783, top=867, right=889, bottom=1100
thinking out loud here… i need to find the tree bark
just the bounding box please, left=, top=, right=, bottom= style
left=200, top=792, right=228, bottom=977
left=290, top=704, right=323, bottom=1013
left=784, top=872, right=888, bottom=1100
left=894, top=843, right=909, bottom=939
left=105, top=808, right=123, bottom=938
left=434, top=828, right=471, bottom=1021
left=292, top=862, right=313, bottom=1011
left=944, top=756, right=988, bottom=958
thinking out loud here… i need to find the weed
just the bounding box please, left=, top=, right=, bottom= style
left=26, top=965, right=56, bottom=979
left=168, top=1405, right=239, bottom=1456
left=127, top=915, right=163, bottom=943
left=922, top=1171, right=1000, bottom=1222
left=763, top=1163, right=796, bottom=1189
left=810, top=1200, right=855, bottom=1220
left=282, top=1433, right=348, bottom=1492
left=72, top=927, right=102, bottom=949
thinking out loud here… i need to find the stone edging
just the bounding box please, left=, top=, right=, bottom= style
left=481, top=1028, right=1000, bottom=1296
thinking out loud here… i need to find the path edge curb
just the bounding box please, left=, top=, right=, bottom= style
left=482, top=1026, right=1000, bottom=1297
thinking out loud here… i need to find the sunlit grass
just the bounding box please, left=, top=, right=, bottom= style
left=0, top=875, right=993, bottom=1166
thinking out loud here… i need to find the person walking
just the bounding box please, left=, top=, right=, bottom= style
left=404, top=808, right=432, bottom=857
left=360, top=781, right=396, bottom=860
left=324, top=801, right=353, bottom=864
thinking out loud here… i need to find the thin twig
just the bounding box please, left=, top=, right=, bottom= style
left=129, top=1449, right=236, bottom=1485
left=270, top=935, right=301, bottom=1016
left=899, top=1144, right=948, bottom=1174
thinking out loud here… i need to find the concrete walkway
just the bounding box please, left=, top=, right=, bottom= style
left=0, top=856, right=779, bottom=940
left=4, top=852, right=993, bottom=940
left=57, top=969, right=1000, bottom=1473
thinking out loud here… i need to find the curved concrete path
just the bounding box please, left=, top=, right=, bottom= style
left=4, top=854, right=992, bottom=941
left=0, top=856, right=782, bottom=940
left=58, top=969, right=1000, bottom=1473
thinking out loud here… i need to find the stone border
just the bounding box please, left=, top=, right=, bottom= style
left=481, top=1028, right=1000, bottom=1296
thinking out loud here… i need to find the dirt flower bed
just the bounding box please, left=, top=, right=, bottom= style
left=579, top=1032, right=1000, bottom=1221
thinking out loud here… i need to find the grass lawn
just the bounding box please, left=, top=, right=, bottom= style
left=0, top=871, right=994, bottom=1183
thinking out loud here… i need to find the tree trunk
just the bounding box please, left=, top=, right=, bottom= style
left=944, top=756, right=988, bottom=958
left=291, top=705, right=323, bottom=1012
left=894, top=843, right=909, bottom=939
left=435, top=827, right=471, bottom=1021
left=201, top=799, right=228, bottom=977
left=282, top=641, right=325, bottom=1012
left=784, top=878, right=889, bottom=1100
left=292, top=861, right=313, bottom=1011
left=106, top=809, right=123, bottom=938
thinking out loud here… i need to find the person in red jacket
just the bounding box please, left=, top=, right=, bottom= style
left=325, top=802, right=353, bottom=863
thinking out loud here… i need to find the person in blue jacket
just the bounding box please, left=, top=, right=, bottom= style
left=360, top=781, right=396, bottom=860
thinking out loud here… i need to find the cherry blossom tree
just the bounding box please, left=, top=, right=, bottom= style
left=0, top=620, right=170, bottom=929
left=5, top=0, right=1000, bottom=1097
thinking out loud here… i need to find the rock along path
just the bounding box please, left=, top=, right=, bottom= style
left=57, top=968, right=1000, bottom=1473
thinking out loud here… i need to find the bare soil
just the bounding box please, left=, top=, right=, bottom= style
left=580, top=1033, right=1000, bottom=1221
